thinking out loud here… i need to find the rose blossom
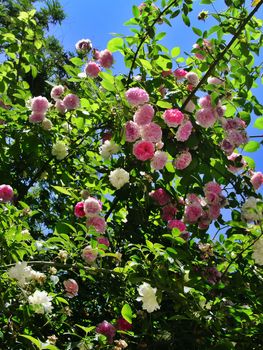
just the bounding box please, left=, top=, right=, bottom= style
left=161, top=70, right=172, bottom=77
left=98, top=49, right=114, bottom=68
left=220, top=139, right=235, bottom=155
left=133, top=140, right=155, bottom=161
left=62, top=94, right=80, bottom=110
left=173, top=151, right=192, bottom=170
left=173, top=68, right=187, bottom=79
left=96, top=321, right=116, bottom=343
left=100, top=140, right=120, bottom=159
left=185, top=72, right=199, bottom=86
left=196, top=108, right=217, bottom=128
left=251, top=172, right=263, bottom=191
left=30, top=96, right=49, bottom=113
left=227, top=153, right=246, bottom=173
left=29, top=112, right=45, bottom=123
left=149, top=188, right=171, bottom=206
left=133, top=104, right=154, bottom=125
left=167, top=219, right=186, bottom=232
left=175, top=120, right=193, bottom=142
left=204, top=182, right=222, bottom=195
left=97, top=236, right=110, bottom=247
left=198, top=95, right=212, bottom=109
left=163, top=109, right=184, bottom=127
left=85, top=61, right=101, bottom=78
left=41, top=118, right=53, bottom=130
left=74, top=202, right=86, bottom=217
left=55, top=99, right=66, bottom=114
left=125, top=87, right=149, bottom=106
left=150, top=151, right=168, bottom=170
left=109, top=168, right=130, bottom=189
left=0, top=184, right=14, bottom=202
left=208, top=205, right=221, bottom=220
left=125, top=121, right=140, bottom=142
left=63, top=279, right=79, bottom=297
left=207, top=76, right=224, bottom=85
left=75, top=38, right=92, bottom=53
left=86, top=216, right=106, bottom=233
left=141, top=122, right=162, bottom=143
left=227, top=129, right=248, bottom=147
left=185, top=203, right=203, bottom=223
left=50, top=85, right=64, bottom=100
left=184, top=100, right=195, bottom=113
left=84, top=197, right=102, bottom=216
left=205, top=192, right=221, bottom=205
left=116, top=317, right=132, bottom=331
left=162, top=204, right=177, bottom=221
left=82, top=245, right=98, bottom=264
left=137, top=282, right=160, bottom=313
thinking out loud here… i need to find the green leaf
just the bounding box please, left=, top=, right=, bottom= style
left=182, top=14, right=190, bottom=26
left=20, top=335, right=41, bottom=349
left=140, top=59, right=152, bottom=70
left=76, top=325, right=96, bottom=334
left=107, top=38, right=124, bottom=52
left=155, top=32, right=166, bottom=41
left=34, top=40, right=42, bottom=50
left=243, top=141, right=260, bottom=152
left=52, top=186, right=72, bottom=196
left=243, top=156, right=255, bottom=170
left=121, top=304, right=133, bottom=324
left=101, top=80, right=115, bottom=91
left=254, top=117, right=263, bottom=130
left=200, top=0, right=214, bottom=3
left=70, top=57, right=84, bottom=66
left=156, top=101, right=173, bottom=109
left=192, top=27, right=202, bottom=36
left=171, top=47, right=180, bottom=57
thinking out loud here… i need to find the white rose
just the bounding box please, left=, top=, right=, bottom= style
left=100, top=140, right=120, bottom=159
left=241, top=197, right=263, bottom=222
left=109, top=168, right=129, bottom=189
left=52, top=141, right=68, bottom=160
left=136, top=282, right=160, bottom=313
left=28, top=290, right=53, bottom=314
left=252, top=238, right=263, bottom=265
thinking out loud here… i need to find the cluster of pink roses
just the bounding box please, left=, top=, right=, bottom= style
left=195, top=95, right=226, bottom=128
left=50, top=85, right=80, bottom=114
left=125, top=87, right=168, bottom=170
left=220, top=117, right=248, bottom=155
left=0, top=184, right=14, bottom=203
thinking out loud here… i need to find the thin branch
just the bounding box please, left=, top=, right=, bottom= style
left=181, top=0, right=263, bottom=110
left=249, top=135, right=263, bottom=138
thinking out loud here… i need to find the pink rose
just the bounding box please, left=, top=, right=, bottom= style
left=196, top=108, right=217, bottom=128
left=141, top=122, right=162, bottom=143
left=167, top=219, right=186, bottom=232
left=84, top=197, right=102, bottom=217
left=86, top=216, right=106, bottom=233
left=96, top=321, right=116, bottom=343
left=0, top=184, right=14, bottom=202
left=133, top=104, right=154, bottom=125
left=63, top=279, right=79, bottom=297
left=173, top=151, right=192, bottom=170
left=162, top=204, right=177, bottom=221
left=31, top=96, right=49, bottom=113
left=74, top=202, right=86, bottom=217
left=125, top=87, right=149, bottom=106
left=175, top=121, right=193, bottom=142
left=63, top=94, right=80, bottom=110
left=82, top=245, right=98, bottom=264
left=85, top=61, right=101, bottom=78
left=125, top=121, right=140, bottom=142
left=251, top=172, right=263, bottom=190
left=97, top=236, right=110, bottom=247
left=150, top=151, right=168, bottom=170
left=204, top=182, right=222, bottom=195
left=173, top=68, right=187, bottom=79
left=55, top=99, right=66, bottom=114
left=29, top=112, right=45, bottom=123
left=98, top=49, right=114, bottom=68
left=116, top=317, right=132, bottom=331
left=163, top=109, right=184, bottom=127
left=50, top=85, right=64, bottom=100
left=198, top=95, right=212, bottom=109
left=150, top=188, right=171, bottom=206
left=75, top=38, right=92, bottom=53
left=133, top=140, right=155, bottom=161
left=185, top=203, right=203, bottom=223
left=185, top=72, right=199, bottom=86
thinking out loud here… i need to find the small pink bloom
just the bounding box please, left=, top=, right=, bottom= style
left=86, top=216, right=106, bottom=233
left=150, top=188, right=171, bottom=206
left=227, top=153, right=246, bottom=173
left=205, top=192, right=221, bottom=205
left=93, top=48, right=100, bottom=60
left=125, top=87, right=149, bottom=106
left=133, top=140, right=155, bottom=161
left=50, top=85, right=64, bottom=100
left=185, top=203, right=203, bottom=223
left=192, top=43, right=205, bottom=60
left=63, top=279, right=79, bottom=297
left=184, top=100, right=195, bottom=113
left=187, top=84, right=194, bottom=91
left=63, top=94, right=80, bottom=110
left=204, top=182, right=222, bottom=195
left=167, top=219, right=186, bottom=232
left=173, top=151, right=192, bottom=170
left=175, top=121, right=193, bottom=142
left=85, top=61, right=101, bottom=78
left=150, top=151, right=168, bottom=170
left=208, top=205, right=221, bottom=220
left=96, top=321, right=116, bottom=343
left=156, top=141, right=164, bottom=149
left=227, top=129, right=248, bottom=147
left=31, top=96, right=49, bottom=113
left=207, top=76, right=224, bottom=85
left=187, top=193, right=200, bottom=204
left=163, top=109, right=184, bottom=127
left=185, top=72, right=199, bottom=86
left=75, top=39, right=92, bottom=53
left=141, top=122, right=162, bottom=143
left=74, top=202, right=85, bottom=217
left=173, top=69, right=187, bottom=79
left=161, top=70, right=172, bottom=77
left=196, top=108, right=217, bottom=128
left=82, top=245, right=98, bottom=264
left=0, top=184, right=14, bottom=202
left=222, top=117, right=246, bottom=130
left=251, top=172, right=263, bottom=190
left=162, top=204, right=177, bottom=221
left=221, top=139, right=235, bottom=155
left=55, top=99, right=66, bottom=114
left=98, top=49, right=114, bottom=68
left=116, top=317, right=132, bottom=331
left=84, top=197, right=102, bottom=216
left=29, top=112, right=45, bottom=123
left=97, top=236, right=110, bottom=247
left=198, top=95, right=212, bottom=109
left=125, top=121, right=140, bottom=142
left=133, top=104, right=154, bottom=125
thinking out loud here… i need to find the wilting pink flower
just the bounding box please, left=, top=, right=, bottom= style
left=74, top=202, right=86, bottom=217
left=150, top=151, right=168, bottom=170
left=196, top=108, right=217, bottom=128
left=208, top=205, right=221, bottom=220
left=221, top=139, right=235, bottom=155
left=150, top=188, right=171, bottom=206
left=63, top=279, right=79, bottom=297
left=198, top=95, right=211, bottom=109
left=215, top=103, right=226, bottom=118
left=116, top=317, right=132, bottom=331
left=173, top=68, right=187, bottom=79
left=227, top=153, right=246, bottom=173
left=198, top=211, right=211, bottom=229
left=50, top=85, right=64, bottom=100
left=176, top=121, right=193, bottom=142
left=173, top=151, right=192, bottom=170
left=133, top=140, right=155, bottom=161
left=141, top=122, right=162, bottom=143
left=251, top=172, right=263, bottom=190
left=163, top=109, right=184, bottom=127
left=63, top=94, right=80, bottom=110
left=221, top=117, right=246, bottom=130
left=86, top=216, right=106, bottom=233
left=185, top=203, right=203, bottom=223
left=125, top=88, right=149, bottom=106
left=0, top=184, right=14, bottom=202
left=125, top=121, right=140, bottom=142
left=162, top=204, right=177, bottom=221
left=187, top=193, right=200, bottom=204
left=93, top=48, right=100, bottom=60
left=75, top=38, right=92, bottom=53
left=84, top=197, right=102, bottom=216
left=99, top=49, right=114, bottom=68
left=97, top=236, right=110, bottom=247
left=185, top=72, right=199, bottom=86
left=133, top=104, right=154, bottom=125
left=167, top=219, right=186, bottom=232
left=82, top=245, right=98, bottom=264
left=31, top=96, right=49, bottom=113
left=159, top=85, right=167, bottom=98
left=204, top=182, right=222, bottom=195
left=96, top=321, right=116, bottom=343
left=207, top=76, right=224, bottom=85
left=161, top=70, right=172, bottom=77
left=29, top=112, right=45, bottom=123
left=55, top=99, right=66, bottom=114
left=227, top=129, right=248, bottom=147
left=85, top=61, right=101, bottom=78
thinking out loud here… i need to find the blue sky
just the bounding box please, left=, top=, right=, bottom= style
left=49, top=0, right=262, bottom=172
